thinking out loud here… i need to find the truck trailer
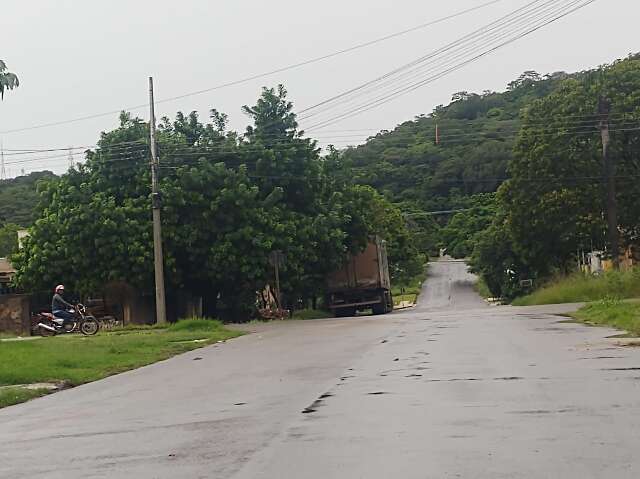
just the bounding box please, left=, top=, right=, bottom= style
left=327, top=237, right=393, bottom=317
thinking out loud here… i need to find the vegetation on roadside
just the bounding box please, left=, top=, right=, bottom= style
left=346, top=53, right=640, bottom=301
left=0, top=319, right=241, bottom=408
left=570, top=299, right=640, bottom=337
left=0, top=387, right=49, bottom=409
left=291, top=309, right=331, bottom=320
left=392, top=263, right=428, bottom=306
left=474, top=277, right=492, bottom=299
left=12, top=87, right=423, bottom=321
left=513, top=269, right=640, bottom=306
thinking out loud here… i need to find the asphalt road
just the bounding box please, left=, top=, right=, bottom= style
left=2, top=259, right=640, bottom=478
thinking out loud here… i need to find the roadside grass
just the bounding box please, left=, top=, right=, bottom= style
left=0, top=318, right=242, bottom=408
left=513, top=268, right=640, bottom=306
left=291, top=309, right=330, bottom=320
left=570, top=299, right=640, bottom=337
left=392, top=264, right=429, bottom=306
left=393, top=293, right=418, bottom=306
left=474, top=277, right=492, bottom=299
left=0, top=388, right=51, bottom=408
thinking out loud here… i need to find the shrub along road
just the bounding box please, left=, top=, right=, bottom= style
left=2, top=260, right=640, bottom=478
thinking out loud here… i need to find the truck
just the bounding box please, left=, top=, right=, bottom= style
left=326, top=237, right=393, bottom=317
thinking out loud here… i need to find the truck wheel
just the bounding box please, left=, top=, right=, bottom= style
left=372, top=301, right=386, bottom=315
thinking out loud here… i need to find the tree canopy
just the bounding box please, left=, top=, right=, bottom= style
left=0, top=60, right=19, bottom=99
left=13, top=86, right=423, bottom=320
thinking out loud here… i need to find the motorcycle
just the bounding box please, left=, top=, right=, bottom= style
left=34, top=303, right=100, bottom=336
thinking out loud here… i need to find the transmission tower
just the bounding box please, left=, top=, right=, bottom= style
left=68, top=146, right=75, bottom=169
left=0, top=141, right=6, bottom=180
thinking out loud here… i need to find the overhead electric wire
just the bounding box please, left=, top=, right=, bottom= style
left=299, top=0, right=564, bottom=121
left=304, top=0, right=598, bottom=131
left=302, top=0, right=598, bottom=131
left=4, top=112, right=638, bottom=159
left=5, top=122, right=639, bottom=168
left=0, top=0, right=506, bottom=136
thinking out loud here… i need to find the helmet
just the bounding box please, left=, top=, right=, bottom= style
left=55, top=284, right=65, bottom=293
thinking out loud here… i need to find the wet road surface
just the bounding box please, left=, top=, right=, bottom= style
left=2, top=259, right=640, bottom=478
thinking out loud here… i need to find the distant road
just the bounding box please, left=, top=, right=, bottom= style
left=2, top=259, right=640, bottom=478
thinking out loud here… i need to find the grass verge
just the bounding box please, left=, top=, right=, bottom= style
left=392, top=264, right=429, bottom=306
left=474, top=277, right=492, bottom=299
left=0, top=388, right=51, bottom=408
left=569, top=299, right=640, bottom=337
left=0, top=318, right=242, bottom=409
left=513, top=268, right=640, bottom=306
left=291, top=309, right=331, bottom=320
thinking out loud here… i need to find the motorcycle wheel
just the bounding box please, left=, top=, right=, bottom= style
left=62, top=322, right=75, bottom=333
left=80, top=317, right=100, bottom=336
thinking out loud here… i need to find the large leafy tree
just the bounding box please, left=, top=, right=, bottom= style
left=239, top=86, right=350, bottom=305
left=470, top=55, right=640, bottom=296
left=0, top=60, right=19, bottom=99
left=14, top=86, right=427, bottom=319
left=500, top=56, right=640, bottom=279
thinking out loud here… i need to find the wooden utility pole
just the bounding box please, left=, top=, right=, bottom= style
left=149, top=77, right=167, bottom=324
left=270, top=250, right=283, bottom=308
left=599, top=96, right=619, bottom=269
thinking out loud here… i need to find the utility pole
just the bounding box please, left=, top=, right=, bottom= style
left=148, top=77, right=167, bottom=324
left=0, top=141, right=5, bottom=180
left=270, top=250, right=283, bottom=308
left=599, top=96, right=619, bottom=269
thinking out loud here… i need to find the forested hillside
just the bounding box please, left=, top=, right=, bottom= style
left=0, top=172, right=56, bottom=257
left=342, top=70, right=584, bottom=212
left=342, top=54, right=639, bottom=299
left=0, top=171, right=56, bottom=226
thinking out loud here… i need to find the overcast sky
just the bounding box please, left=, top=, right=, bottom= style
left=0, top=0, right=636, bottom=177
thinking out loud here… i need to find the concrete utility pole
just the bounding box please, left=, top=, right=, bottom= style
left=599, top=96, right=619, bottom=269
left=149, top=77, right=167, bottom=324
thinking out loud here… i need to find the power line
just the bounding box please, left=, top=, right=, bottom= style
left=300, top=0, right=562, bottom=120
left=304, top=0, right=599, bottom=131
left=0, top=0, right=506, bottom=136
left=4, top=122, right=638, bottom=169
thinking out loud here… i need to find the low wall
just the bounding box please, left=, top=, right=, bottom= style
left=0, top=295, right=31, bottom=335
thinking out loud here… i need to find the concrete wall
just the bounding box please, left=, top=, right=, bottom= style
left=0, top=295, right=31, bottom=335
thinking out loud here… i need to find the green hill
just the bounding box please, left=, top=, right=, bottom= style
left=341, top=70, right=573, bottom=212
left=0, top=171, right=56, bottom=227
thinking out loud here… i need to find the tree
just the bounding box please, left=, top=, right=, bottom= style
left=0, top=60, right=19, bottom=99
left=0, top=223, right=19, bottom=257
left=13, top=86, right=430, bottom=319
left=500, top=57, right=640, bottom=280
left=440, top=194, right=496, bottom=259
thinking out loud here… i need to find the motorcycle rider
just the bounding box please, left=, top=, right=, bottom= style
left=51, top=284, right=74, bottom=326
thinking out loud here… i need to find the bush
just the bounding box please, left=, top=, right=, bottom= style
left=513, top=268, right=640, bottom=306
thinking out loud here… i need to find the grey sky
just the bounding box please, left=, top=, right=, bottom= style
left=0, top=0, right=635, bottom=177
